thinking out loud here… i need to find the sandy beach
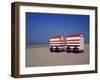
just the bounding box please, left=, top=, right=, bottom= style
left=26, top=44, right=89, bottom=67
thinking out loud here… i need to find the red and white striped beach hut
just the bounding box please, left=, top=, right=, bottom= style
left=49, top=36, right=65, bottom=52
left=65, top=34, right=84, bottom=53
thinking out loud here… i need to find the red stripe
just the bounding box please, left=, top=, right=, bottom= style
left=65, top=34, right=82, bottom=37
left=66, top=39, right=80, bottom=41
left=66, top=42, right=80, bottom=44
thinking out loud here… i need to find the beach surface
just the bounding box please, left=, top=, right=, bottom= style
left=26, top=44, right=89, bottom=67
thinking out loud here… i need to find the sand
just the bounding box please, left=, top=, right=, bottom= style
left=26, top=44, right=89, bottom=67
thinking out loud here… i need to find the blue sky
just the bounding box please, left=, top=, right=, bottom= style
left=26, top=12, right=89, bottom=45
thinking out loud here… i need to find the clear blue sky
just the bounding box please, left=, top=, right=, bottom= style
left=26, top=12, right=89, bottom=45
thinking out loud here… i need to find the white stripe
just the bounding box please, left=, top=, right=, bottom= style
left=58, top=46, right=65, bottom=48
left=66, top=46, right=79, bottom=48
left=66, top=41, right=80, bottom=43
left=66, top=37, right=80, bottom=40
left=51, top=46, right=65, bottom=48
left=50, top=42, right=65, bottom=43
left=67, top=44, right=80, bottom=45
left=49, top=38, right=60, bottom=41
left=52, top=47, right=56, bottom=48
